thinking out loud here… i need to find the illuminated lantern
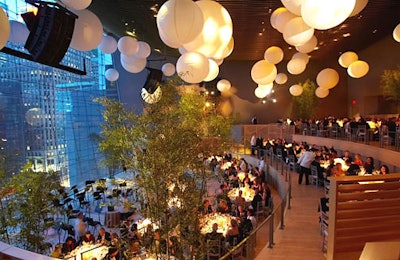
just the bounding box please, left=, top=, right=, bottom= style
left=217, top=79, right=231, bottom=92
left=281, top=0, right=303, bottom=16
left=289, top=84, right=303, bottom=96
left=25, top=108, right=43, bottom=126
left=219, top=37, right=234, bottom=59
left=9, top=20, right=29, bottom=44
left=301, top=0, right=356, bottom=30
left=275, top=73, right=288, bottom=84
left=338, top=51, right=358, bottom=68
left=203, top=59, right=219, bottom=82
left=118, top=36, right=139, bottom=56
left=393, top=23, right=400, bottom=43
left=347, top=60, right=369, bottom=78
left=270, top=7, right=287, bottom=30
left=251, top=60, right=277, bottom=85
left=287, top=59, right=306, bottom=75
left=176, top=52, right=209, bottom=84
left=295, top=35, right=317, bottom=53
left=156, top=0, right=203, bottom=47
left=258, top=83, right=273, bottom=93
left=70, top=9, right=103, bottom=51
left=274, top=8, right=297, bottom=33
left=162, top=63, right=176, bottom=77
left=98, top=35, right=118, bottom=54
left=317, top=68, right=339, bottom=89
left=292, top=52, right=309, bottom=64
left=60, top=0, right=92, bottom=10
left=121, top=54, right=147, bottom=73
left=283, top=17, right=314, bottom=46
left=315, top=87, right=329, bottom=98
left=264, top=46, right=284, bottom=64
left=349, top=0, right=368, bottom=17
left=134, top=41, right=151, bottom=58
left=105, top=68, right=119, bottom=81
left=0, top=7, right=10, bottom=49
left=255, top=86, right=270, bottom=99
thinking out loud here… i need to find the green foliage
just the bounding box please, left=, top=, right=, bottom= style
left=292, top=79, right=318, bottom=119
left=380, top=67, right=400, bottom=102
left=96, top=79, right=233, bottom=258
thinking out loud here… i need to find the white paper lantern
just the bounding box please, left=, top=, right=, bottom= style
left=0, top=7, right=11, bottom=49
left=70, top=9, right=103, bottom=51
left=183, top=0, right=233, bottom=59
left=264, top=46, right=284, bottom=64
left=251, top=60, right=277, bottom=85
left=287, top=59, right=306, bottom=75
left=255, top=86, right=270, bottom=99
left=347, top=60, right=369, bottom=78
left=121, top=55, right=147, bottom=73
left=25, top=108, right=43, bottom=126
left=217, top=79, right=231, bottom=92
left=203, top=59, right=219, bottom=82
left=270, top=7, right=287, bottom=30
left=292, top=52, right=309, bottom=64
left=9, top=20, right=29, bottom=44
left=176, top=52, right=209, bottom=84
left=105, top=68, right=119, bottom=82
left=338, top=51, right=358, bottom=68
left=212, top=58, right=224, bottom=66
left=162, top=63, right=176, bottom=77
left=283, top=17, right=314, bottom=47
left=178, top=47, right=187, bottom=55
left=134, top=41, right=151, bottom=59
left=315, top=87, right=329, bottom=98
left=98, top=35, right=118, bottom=54
left=60, top=0, right=91, bottom=10
left=349, top=0, right=368, bottom=17
left=295, top=35, right=317, bottom=53
left=301, top=0, right=356, bottom=30
left=258, top=82, right=273, bottom=93
left=281, top=0, right=303, bottom=16
left=274, top=8, right=297, bottom=33
left=393, top=23, right=400, bottom=43
left=156, top=0, right=204, bottom=47
left=118, top=36, right=139, bottom=56
left=275, top=73, right=288, bottom=84
left=219, top=37, right=234, bottom=59
left=317, top=68, right=339, bottom=89
left=289, top=84, right=303, bottom=96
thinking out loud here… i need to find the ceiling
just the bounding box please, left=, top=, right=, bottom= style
left=88, top=0, right=400, bottom=62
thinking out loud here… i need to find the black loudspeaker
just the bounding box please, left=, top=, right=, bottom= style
left=143, top=68, right=163, bottom=94
left=22, top=3, right=76, bottom=65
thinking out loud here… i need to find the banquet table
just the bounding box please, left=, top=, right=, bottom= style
left=199, top=212, right=237, bottom=237
left=64, top=244, right=108, bottom=260
left=227, top=186, right=255, bottom=203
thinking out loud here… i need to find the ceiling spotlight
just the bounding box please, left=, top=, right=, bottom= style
left=343, top=33, right=351, bottom=38
left=262, top=99, right=267, bottom=104
left=272, top=98, right=277, bottom=103
left=372, top=29, right=378, bottom=34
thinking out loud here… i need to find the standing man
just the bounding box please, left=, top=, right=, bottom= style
left=250, top=133, right=256, bottom=155
left=297, top=147, right=315, bottom=185
left=251, top=115, right=258, bottom=124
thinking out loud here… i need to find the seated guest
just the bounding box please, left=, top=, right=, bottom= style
left=225, top=219, right=240, bottom=246
left=235, top=190, right=246, bottom=206
left=363, top=157, right=375, bottom=174
left=97, top=227, right=111, bottom=245
left=108, top=233, right=121, bottom=260
left=199, top=199, right=213, bottom=215
left=380, top=164, right=389, bottom=175
left=81, top=230, right=95, bottom=245
left=341, top=150, right=352, bottom=162
left=353, top=153, right=364, bottom=166
left=346, top=158, right=360, bottom=176
left=216, top=199, right=230, bottom=214
left=62, top=236, right=76, bottom=255
left=251, top=189, right=263, bottom=212
left=325, top=158, right=335, bottom=178
left=205, top=223, right=225, bottom=243
left=331, top=163, right=345, bottom=177
left=311, top=157, right=325, bottom=183
left=247, top=209, right=257, bottom=229
left=50, top=244, right=63, bottom=258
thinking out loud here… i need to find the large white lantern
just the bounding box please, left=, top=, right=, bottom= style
left=315, top=87, right=329, bottom=98
left=287, top=59, right=306, bottom=75
left=105, top=68, right=119, bottom=82
left=255, top=86, right=270, bottom=99
left=259, top=83, right=274, bottom=93
left=292, top=52, right=309, bottom=64
left=176, top=52, right=209, bottom=84
left=289, top=84, right=303, bottom=96
left=203, top=59, right=219, bottom=82
left=283, top=17, right=314, bottom=47
left=275, top=73, right=288, bottom=84
left=134, top=41, right=151, bottom=59
left=25, top=108, right=43, bottom=126
left=281, top=0, right=303, bottom=16
left=349, top=0, right=368, bottom=17
left=317, top=68, right=339, bottom=89
left=220, top=37, right=234, bottom=59
left=217, top=79, right=231, bottom=92
left=0, top=7, right=9, bottom=49
left=121, top=55, right=147, bottom=73
left=156, top=0, right=203, bottom=47
left=347, top=60, right=369, bottom=78
left=70, top=9, right=103, bottom=51
left=118, top=36, right=139, bottom=56
left=270, top=7, right=286, bottom=30
left=301, top=0, right=356, bottom=30
left=60, top=0, right=92, bottom=10
left=251, top=60, right=277, bottom=85
left=393, top=23, right=400, bottom=43
left=274, top=8, right=297, bottom=33
left=9, top=20, right=29, bottom=44
left=162, top=63, right=176, bottom=77
left=338, top=51, right=358, bottom=68
left=264, top=46, right=284, bottom=64
left=295, top=35, right=317, bottom=53
left=183, top=0, right=233, bottom=59
left=98, top=35, right=118, bottom=54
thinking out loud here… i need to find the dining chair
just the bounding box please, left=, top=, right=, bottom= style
left=206, top=239, right=221, bottom=260
left=310, top=165, right=319, bottom=188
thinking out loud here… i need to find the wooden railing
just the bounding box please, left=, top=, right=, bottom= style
left=327, top=173, right=400, bottom=260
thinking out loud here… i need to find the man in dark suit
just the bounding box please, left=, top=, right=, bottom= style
left=97, top=227, right=111, bottom=245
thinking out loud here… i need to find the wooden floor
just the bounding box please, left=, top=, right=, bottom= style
left=256, top=171, right=326, bottom=260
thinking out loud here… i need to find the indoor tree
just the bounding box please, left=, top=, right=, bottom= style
left=291, top=79, right=318, bottom=119
left=380, top=66, right=400, bottom=103
left=96, top=78, right=233, bottom=258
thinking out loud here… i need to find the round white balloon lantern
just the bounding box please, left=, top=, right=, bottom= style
left=283, top=17, right=314, bottom=47
left=316, top=68, right=339, bottom=89
left=183, top=0, right=233, bottom=59
left=162, top=63, right=176, bottom=77
left=281, top=0, right=303, bottom=16
left=301, top=0, right=356, bottom=30
left=212, top=58, right=224, bottom=66
left=70, top=9, right=103, bottom=51
left=217, top=79, right=231, bottom=92
left=347, top=60, right=369, bottom=78
left=258, top=83, right=273, bottom=93
left=9, top=20, right=29, bottom=44
left=349, top=0, right=368, bottom=17
left=156, top=0, right=203, bottom=47
left=264, top=46, right=284, bottom=64
left=203, top=59, right=219, bottom=82
left=270, top=7, right=286, bottom=30
left=251, top=60, right=277, bottom=85
left=105, top=68, right=119, bottom=82
left=25, top=108, right=43, bottom=126
left=338, top=51, right=358, bottom=68
left=118, top=36, right=139, bottom=56
left=275, top=8, right=297, bottom=33
left=219, top=37, right=234, bottom=59
left=60, top=0, right=92, bottom=10
left=287, top=59, right=306, bottom=75
left=255, top=86, right=270, bottom=99
left=121, top=55, right=147, bottom=73
left=393, top=23, right=400, bottom=43
left=315, top=87, right=329, bottom=98
left=134, top=41, right=151, bottom=59
left=295, top=35, right=317, bottom=53
left=176, top=52, right=209, bottom=84
left=275, top=73, right=288, bottom=84
left=292, top=52, right=310, bottom=64
left=0, top=7, right=11, bottom=49
left=98, top=35, right=118, bottom=54
left=289, top=84, right=303, bottom=96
